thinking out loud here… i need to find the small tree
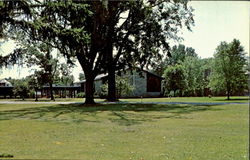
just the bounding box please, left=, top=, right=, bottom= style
left=209, top=39, right=248, bottom=100
left=181, top=56, right=203, bottom=96
left=26, top=74, right=41, bottom=101
left=14, top=38, right=62, bottom=100
left=12, top=79, right=29, bottom=100
left=163, top=64, right=186, bottom=97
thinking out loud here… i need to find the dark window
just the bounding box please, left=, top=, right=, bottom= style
left=147, top=73, right=161, bottom=92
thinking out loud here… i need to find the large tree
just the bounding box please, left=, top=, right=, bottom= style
left=103, top=1, right=194, bottom=101
left=209, top=39, right=248, bottom=100
left=6, top=0, right=194, bottom=104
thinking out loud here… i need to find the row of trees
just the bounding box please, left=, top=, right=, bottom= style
left=0, top=0, right=194, bottom=104
left=158, top=40, right=248, bottom=100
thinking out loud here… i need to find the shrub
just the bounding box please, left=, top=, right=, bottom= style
left=0, top=153, right=14, bottom=158
left=100, top=76, right=134, bottom=98
left=76, top=92, right=85, bottom=98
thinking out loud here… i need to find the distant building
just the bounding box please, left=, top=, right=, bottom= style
left=40, top=84, right=81, bottom=98
left=0, top=79, right=13, bottom=87
left=75, top=69, right=163, bottom=98
left=0, top=79, right=14, bottom=98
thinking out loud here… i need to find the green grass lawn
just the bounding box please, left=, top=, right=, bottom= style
left=121, top=96, right=249, bottom=103
left=0, top=103, right=248, bottom=159
left=0, top=96, right=248, bottom=103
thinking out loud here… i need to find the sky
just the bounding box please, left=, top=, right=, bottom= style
left=0, top=1, right=249, bottom=81
left=177, top=1, right=249, bottom=58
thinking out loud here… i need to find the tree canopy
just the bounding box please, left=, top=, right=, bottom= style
left=152, top=44, right=197, bottom=76
left=163, top=64, right=186, bottom=97
left=209, top=39, right=248, bottom=99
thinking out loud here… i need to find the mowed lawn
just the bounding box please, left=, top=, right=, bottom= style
left=0, top=96, right=248, bottom=103
left=121, top=96, right=249, bottom=103
left=0, top=103, right=248, bottom=159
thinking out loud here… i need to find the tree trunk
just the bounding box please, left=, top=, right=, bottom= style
left=85, top=76, right=95, bottom=104
left=35, top=88, right=38, bottom=101
left=49, top=82, right=54, bottom=101
left=226, top=83, right=230, bottom=100
left=227, top=89, right=230, bottom=100
left=106, top=31, right=117, bottom=101
left=107, top=61, right=117, bottom=101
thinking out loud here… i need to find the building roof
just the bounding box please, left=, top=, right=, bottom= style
left=143, top=70, right=164, bottom=79
left=0, top=79, right=13, bottom=86
left=75, top=73, right=108, bottom=84
left=42, top=84, right=80, bottom=88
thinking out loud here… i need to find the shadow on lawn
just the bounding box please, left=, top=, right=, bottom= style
left=215, top=97, right=249, bottom=101
left=0, top=103, right=222, bottom=126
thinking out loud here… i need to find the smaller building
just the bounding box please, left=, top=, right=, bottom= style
left=0, top=79, right=14, bottom=98
left=40, top=84, right=81, bottom=98
left=0, top=79, right=13, bottom=87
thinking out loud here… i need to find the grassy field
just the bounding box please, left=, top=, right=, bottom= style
left=0, top=96, right=248, bottom=103
left=0, top=103, right=248, bottom=159
left=121, top=96, right=249, bottom=103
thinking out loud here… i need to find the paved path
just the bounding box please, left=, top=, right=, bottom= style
left=0, top=101, right=248, bottom=105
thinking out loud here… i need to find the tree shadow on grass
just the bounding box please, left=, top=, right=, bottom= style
left=215, top=98, right=249, bottom=102
left=0, top=103, right=222, bottom=126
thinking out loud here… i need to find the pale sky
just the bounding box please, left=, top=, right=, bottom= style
left=0, top=1, right=249, bottom=81
left=176, top=1, right=249, bottom=58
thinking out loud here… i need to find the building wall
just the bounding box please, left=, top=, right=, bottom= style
left=91, top=70, right=162, bottom=98
left=94, top=80, right=103, bottom=94
left=125, top=70, right=147, bottom=97
left=119, top=70, right=162, bottom=97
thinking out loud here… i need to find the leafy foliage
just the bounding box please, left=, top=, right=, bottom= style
left=181, top=56, right=205, bottom=96
left=152, top=44, right=197, bottom=76
left=209, top=39, right=248, bottom=99
left=76, top=92, right=85, bottom=98
left=58, top=63, right=74, bottom=86
left=78, top=73, right=85, bottom=81
left=100, top=76, right=134, bottom=98
left=163, top=64, right=186, bottom=97
left=12, top=78, right=30, bottom=100
left=0, top=0, right=31, bottom=38
left=168, top=44, right=197, bottom=65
